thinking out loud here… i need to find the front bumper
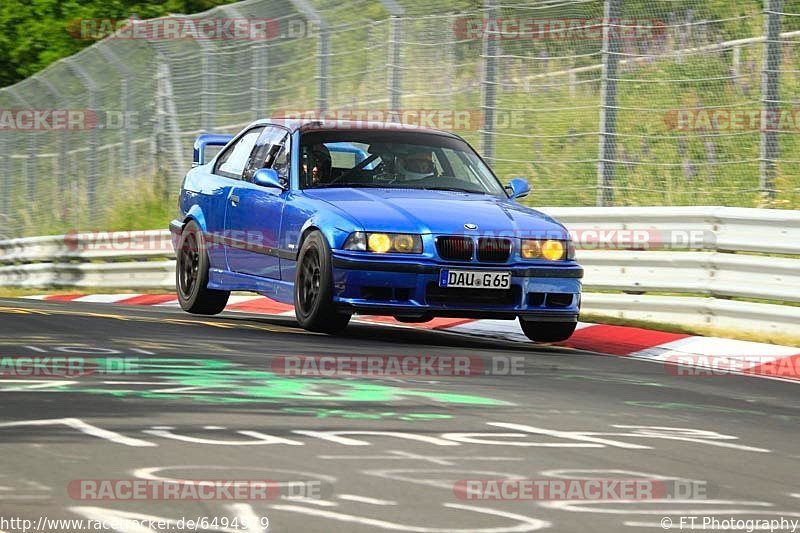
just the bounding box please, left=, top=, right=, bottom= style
left=331, top=253, right=582, bottom=321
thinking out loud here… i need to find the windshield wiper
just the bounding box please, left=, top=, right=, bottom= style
left=315, top=182, right=391, bottom=188
left=421, top=186, right=484, bottom=194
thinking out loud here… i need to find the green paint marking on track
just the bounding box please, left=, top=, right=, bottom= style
left=3, top=358, right=508, bottom=406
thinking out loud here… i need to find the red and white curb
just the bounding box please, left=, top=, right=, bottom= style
left=25, top=293, right=800, bottom=383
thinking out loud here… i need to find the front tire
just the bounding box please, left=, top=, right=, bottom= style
left=176, top=220, right=230, bottom=315
left=519, top=319, right=576, bottom=343
left=294, top=231, right=351, bottom=334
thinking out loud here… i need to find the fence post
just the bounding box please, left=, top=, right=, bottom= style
left=289, top=0, right=328, bottom=111
left=480, top=0, right=498, bottom=162
left=65, top=58, right=99, bottom=223
left=318, top=26, right=329, bottom=111
left=0, top=127, right=8, bottom=237
left=760, top=0, right=782, bottom=203
left=154, top=56, right=184, bottom=190
left=380, top=0, right=405, bottom=110
left=198, top=39, right=216, bottom=131
left=251, top=36, right=269, bottom=119
left=34, top=78, right=68, bottom=192
left=7, top=88, right=37, bottom=215
left=221, top=4, right=266, bottom=120
left=597, top=0, right=621, bottom=206
left=97, top=45, right=134, bottom=181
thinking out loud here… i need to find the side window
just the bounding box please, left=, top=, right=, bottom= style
left=214, top=127, right=263, bottom=179
left=243, top=126, right=289, bottom=182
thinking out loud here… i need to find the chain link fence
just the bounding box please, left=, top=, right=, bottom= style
left=1, top=0, right=799, bottom=238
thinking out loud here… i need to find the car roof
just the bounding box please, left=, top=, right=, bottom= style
left=247, top=118, right=462, bottom=138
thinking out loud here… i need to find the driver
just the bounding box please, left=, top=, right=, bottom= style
left=304, top=143, right=332, bottom=186
left=396, top=150, right=435, bottom=181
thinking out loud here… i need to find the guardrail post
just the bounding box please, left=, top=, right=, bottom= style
left=380, top=0, right=405, bottom=111
left=760, top=0, right=782, bottom=203
left=480, top=0, right=498, bottom=162
left=597, top=0, right=621, bottom=207
left=65, top=58, right=99, bottom=223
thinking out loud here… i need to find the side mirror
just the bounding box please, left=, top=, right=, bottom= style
left=506, top=177, right=530, bottom=199
left=253, top=168, right=285, bottom=190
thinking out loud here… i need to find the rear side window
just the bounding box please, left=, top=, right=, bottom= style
left=214, top=127, right=263, bottom=179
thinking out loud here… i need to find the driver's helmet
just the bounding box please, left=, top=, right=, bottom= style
left=397, top=150, right=434, bottom=180
left=309, top=143, right=332, bottom=185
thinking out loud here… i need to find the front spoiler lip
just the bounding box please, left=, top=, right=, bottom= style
left=336, top=303, right=578, bottom=322
left=331, top=254, right=583, bottom=278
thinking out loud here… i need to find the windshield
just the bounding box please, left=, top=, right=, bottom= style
left=299, top=130, right=507, bottom=196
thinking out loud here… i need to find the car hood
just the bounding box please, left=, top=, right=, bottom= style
left=304, top=188, right=568, bottom=238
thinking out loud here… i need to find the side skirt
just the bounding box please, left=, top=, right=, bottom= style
left=208, top=268, right=295, bottom=305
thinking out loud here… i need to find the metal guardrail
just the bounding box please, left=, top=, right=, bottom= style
left=1, top=207, right=799, bottom=335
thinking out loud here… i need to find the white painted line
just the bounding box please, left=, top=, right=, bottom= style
left=284, top=498, right=337, bottom=507
left=0, top=418, right=155, bottom=447
left=227, top=503, right=268, bottom=533
left=224, top=295, right=268, bottom=305
left=74, top=294, right=139, bottom=303
left=100, top=381, right=180, bottom=385
left=338, top=494, right=397, bottom=506
left=0, top=380, right=80, bottom=391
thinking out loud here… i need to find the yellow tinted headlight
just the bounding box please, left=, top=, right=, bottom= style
left=541, top=240, right=565, bottom=261
left=520, top=239, right=542, bottom=259
left=368, top=233, right=393, bottom=253
left=393, top=234, right=416, bottom=253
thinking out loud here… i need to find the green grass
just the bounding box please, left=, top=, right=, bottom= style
left=103, top=177, right=174, bottom=232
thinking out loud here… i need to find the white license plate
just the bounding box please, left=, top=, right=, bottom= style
left=439, top=270, right=511, bottom=289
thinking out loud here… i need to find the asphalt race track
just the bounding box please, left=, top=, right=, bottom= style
left=0, top=297, right=798, bottom=532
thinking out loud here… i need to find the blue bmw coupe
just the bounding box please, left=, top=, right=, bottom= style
left=171, top=119, right=583, bottom=342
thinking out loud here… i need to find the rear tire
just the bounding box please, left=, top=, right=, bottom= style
left=294, top=231, right=351, bottom=334
left=519, top=319, right=576, bottom=343
left=176, top=220, right=229, bottom=315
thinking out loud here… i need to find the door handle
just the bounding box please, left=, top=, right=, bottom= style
left=231, top=194, right=240, bottom=206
